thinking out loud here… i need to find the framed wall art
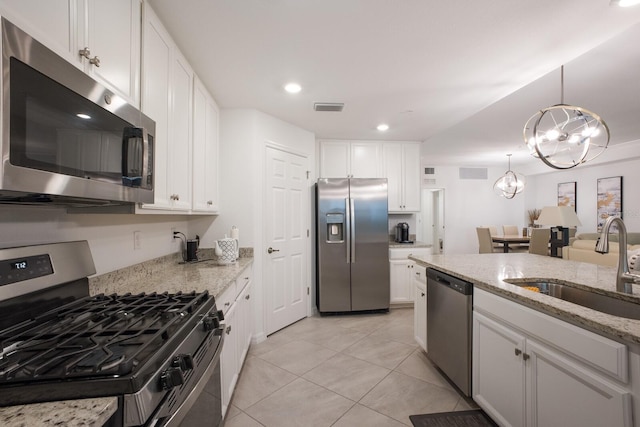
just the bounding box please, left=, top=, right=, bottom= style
left=557, top=182, right=576, bottom=211
left=596, top=176, right=623, bottom=231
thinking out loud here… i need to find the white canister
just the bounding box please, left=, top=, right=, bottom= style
left=214, top=237, right=238, bottom=265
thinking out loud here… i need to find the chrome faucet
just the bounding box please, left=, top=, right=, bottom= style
left=595, top=216, right=640, bottom=294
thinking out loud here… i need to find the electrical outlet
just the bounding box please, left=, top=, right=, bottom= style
left=171, top=227, right=177, bottom=243
left=133, top=231, right=142, bottom=250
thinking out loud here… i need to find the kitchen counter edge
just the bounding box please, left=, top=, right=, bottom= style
left=409, top=253, right=640, bottom=346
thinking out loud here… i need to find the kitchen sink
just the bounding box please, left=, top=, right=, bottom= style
left=507, top=280, right=640, bottom=320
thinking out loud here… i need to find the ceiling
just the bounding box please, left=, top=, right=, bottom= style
left=148, top=0, right=640, bottom=167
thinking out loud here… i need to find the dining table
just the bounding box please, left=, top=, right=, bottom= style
left=491, top=235, right=530, bottom=253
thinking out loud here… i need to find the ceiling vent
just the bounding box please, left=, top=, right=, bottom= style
left=314, top=103, right=344, bottom=112
left=459, top=167, right=488, bottom=180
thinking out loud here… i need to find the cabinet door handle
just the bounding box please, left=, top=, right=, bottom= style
left=79, top=47, right=91, bottom=59
left=522, top=353, right=530, bottom=361
left=515, top=348, right=522, bottom=356
left=224, top=302, right=230, bottom=307
left=225, top=325, right=232, bottom=335
left=78, top=48, right=100, bottom=67
left=421, top=292, right=425, bottom=297
left=207, top=200, right=213, bottom=205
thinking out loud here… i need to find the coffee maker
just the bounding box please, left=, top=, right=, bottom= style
left=395, top=222, right=412, bottom=243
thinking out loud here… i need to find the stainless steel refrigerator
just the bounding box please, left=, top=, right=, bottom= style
left=316, top=178, right=390, bottom=313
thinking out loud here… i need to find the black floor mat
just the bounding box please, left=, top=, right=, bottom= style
left=409, top=409, right=498, bottom=427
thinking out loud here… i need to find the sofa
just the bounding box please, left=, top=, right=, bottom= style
left=562, top=232, right=640, bottom=268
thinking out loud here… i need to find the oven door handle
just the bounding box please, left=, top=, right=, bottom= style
left=157, top=329, right=225, bottom=427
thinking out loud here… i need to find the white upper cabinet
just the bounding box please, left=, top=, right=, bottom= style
left=139, top=5, right=172, bottom=210
left=192, top=77, right=220, bottom=213
left=140, top=3, right=220, bottom=214
left=82, top=0, right=141, bottom=106
left=383, top=142, right=420, bottom=212
left=318, top=140, right=381, bottom=178
left=319, top=140, right=420, bottom=212
left=167, top=50, right=194, bottom=211
left=0, top=0, right=141, bottom=106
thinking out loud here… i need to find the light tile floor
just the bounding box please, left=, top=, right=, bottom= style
left=223, top=308, right=477, bottom=426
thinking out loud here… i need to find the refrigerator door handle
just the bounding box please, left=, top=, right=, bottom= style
left=345, top=198, right=351, bottom=263
left=350, top=198, right=356, bottom=263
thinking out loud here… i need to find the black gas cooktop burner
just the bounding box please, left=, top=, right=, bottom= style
left=0, top=290, right=216, bottom=402
left=1, top=291, right=209, bottom=379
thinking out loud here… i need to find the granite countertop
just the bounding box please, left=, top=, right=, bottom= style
left=409, top=253, right=640, bottom=345
left=389, top=240, right=432, bottom=249
left=89, top=253, right=254, bottom=297
left=0, top=398, right=117, bottom=427
left=0, top=253, right=253, bottom=427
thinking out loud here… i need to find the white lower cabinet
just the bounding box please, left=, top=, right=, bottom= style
left=389, top=259, right=415, bottom=303
left=413, top=264, right=426, bottom=351
left=220, top=301, right=237, bottom=414
left=220, top=265, right=254, bottom=417
left=473, top=289, right=632, bottom=427
left=389, top=247, right=429, bottom=304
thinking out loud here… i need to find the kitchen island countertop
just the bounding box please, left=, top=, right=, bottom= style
left=0, top=253, right=253, bottom=427
left=409, top=253, right=640, bottom=345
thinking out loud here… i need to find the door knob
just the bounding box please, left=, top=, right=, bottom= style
left=267, top=247, right=280, bottom=254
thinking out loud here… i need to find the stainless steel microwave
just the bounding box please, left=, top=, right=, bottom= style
left=0, top=18, right=154, bottom=207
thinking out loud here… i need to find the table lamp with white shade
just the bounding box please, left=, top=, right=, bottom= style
left=535, top=206, right=582, bottom=257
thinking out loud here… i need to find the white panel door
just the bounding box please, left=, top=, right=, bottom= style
left=192, top=78, right=220, bottom=213
left=168, top=51, right=193, bottom=210
left=526, top=340, right=632, bottom=427
left=140, top=8, right=171, bottom=209
left=0, top=0, right=76, bottom=65
left=265, top=146, right=309, bottom=335
left=220, top=301, right=237, bottom=416
left=473, top=312, right=526, bottom=427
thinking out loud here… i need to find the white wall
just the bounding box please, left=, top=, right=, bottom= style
left=524, top=156, right=640, bottom=233
left=0, top=205, right=193, bottom=275
left=213, top=108, right=315, bottom=342
left=420, top=165, right=526, bottom=254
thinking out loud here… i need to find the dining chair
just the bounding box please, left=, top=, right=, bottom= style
left=484, top=226, right=499, bottom=237
left=476, top=227, right=496, bottom=254
left=502, top=225, right=519, bottom=236
left=529, top=228, right=551, bottom=256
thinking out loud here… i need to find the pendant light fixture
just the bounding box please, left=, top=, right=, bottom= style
left=493, top=154, right=525, bottom=199
left=523, top=66, right=609, bottom=169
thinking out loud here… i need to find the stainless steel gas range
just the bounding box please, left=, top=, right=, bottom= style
left=0, top=241, right=225, bottom=426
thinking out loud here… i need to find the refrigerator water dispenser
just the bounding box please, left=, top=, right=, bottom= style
left=326, top=213, right=344, bottom=242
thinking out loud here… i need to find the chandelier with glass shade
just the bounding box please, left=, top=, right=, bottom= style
left=523, top=66, right=609, bottom=169
left=493, top=154, right=525, bottom=199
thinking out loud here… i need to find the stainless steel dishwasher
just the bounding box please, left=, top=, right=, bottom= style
left=426, top=268, right=473, bottom=396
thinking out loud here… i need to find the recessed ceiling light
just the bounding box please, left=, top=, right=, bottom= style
left=284, top=82, right=302, bottom=93
left=76, top=113, right=91, bottom=119
left=611, top=0, right=640, bottom=6
left=377, top=124, right=389, bottom=131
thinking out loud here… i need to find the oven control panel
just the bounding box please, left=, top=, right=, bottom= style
left=0, top=254, right=53, bottom=286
